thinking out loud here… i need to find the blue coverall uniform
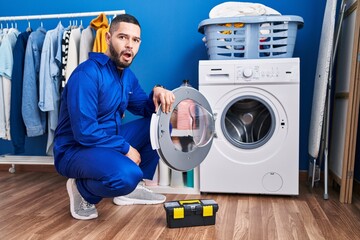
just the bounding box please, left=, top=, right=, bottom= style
left=54, top=52, right=159, bottom=204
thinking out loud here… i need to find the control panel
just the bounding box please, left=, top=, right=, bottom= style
left=235, top=63, right=298, bottom=83
left=199, top=58, right=300, bottom=85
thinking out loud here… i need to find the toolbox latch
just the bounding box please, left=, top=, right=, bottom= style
left=173, top=207, right=184, bottom=219
left=203, top=205, right=213, bottom=217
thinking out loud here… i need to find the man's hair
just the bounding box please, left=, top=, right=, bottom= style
left=109, top=13, right=141, bottom=33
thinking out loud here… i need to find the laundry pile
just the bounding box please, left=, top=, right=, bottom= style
left=208, top=1, right=281, bottom=18
left=208, top=2, right=281, bottom=37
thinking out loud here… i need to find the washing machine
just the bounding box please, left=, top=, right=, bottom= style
left=198, top=58, right=299, bottom=195
left=150, top=57, right=299, bottom=195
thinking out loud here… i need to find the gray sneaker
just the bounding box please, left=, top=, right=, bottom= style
left=66, top=178, right=98, bottom=220
left=113, top=183, right=166, bottom=206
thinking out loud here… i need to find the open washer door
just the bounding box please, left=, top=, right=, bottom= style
left=150, top=85, right=215, bottom=171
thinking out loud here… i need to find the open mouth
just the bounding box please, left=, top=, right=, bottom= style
left=122, top=51, right=133, bottom=62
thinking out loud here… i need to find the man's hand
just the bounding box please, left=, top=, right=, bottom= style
left=153, top=86, right=175, bottom=113
left=126, top=146, right=141, bottom=165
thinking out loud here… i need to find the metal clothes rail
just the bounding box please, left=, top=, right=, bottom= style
left=0, top=10, right=125, bottom=21
left=0, top=9, right=125, bottom=173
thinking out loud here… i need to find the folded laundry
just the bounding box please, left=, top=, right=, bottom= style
left=209, top=1, right=281, bottom=18
left=205, top=2, right=280, bottom=51
left=220, top=22, right=245, bottom=35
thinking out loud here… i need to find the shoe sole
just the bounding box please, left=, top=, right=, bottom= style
left=113, top=197, right=165, bottom=206
left=66, top=179, right=98, bottom=220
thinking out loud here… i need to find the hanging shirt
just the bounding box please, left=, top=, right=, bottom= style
left=38, top=22, right=65, bottom=155
left=22, top=26, right=47, bottom=137
left=0, top=28, right=9, bottom=45
left=0, top=28, right=3, bottom=44
left=10, top=30, right=31, bottom=154
left=0, top=27, right=20, bottom=140
left=0, top=28, right=7, bottom=139
left=65, top=26, right=81, bottom=82
left=79, top=25, right=95, bottom=64
left=60, top=29, right=71, bottom=89
left=54, top=52, right=155, bottom=174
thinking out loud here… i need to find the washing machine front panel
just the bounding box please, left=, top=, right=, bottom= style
left=199, top=84, right=299, bottom=194
left=150, top=86, right=215, bottom=172
left=198, top=58, right=300, bottom=195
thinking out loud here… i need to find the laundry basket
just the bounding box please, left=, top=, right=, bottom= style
left=198, top=15, right=304, bottom=60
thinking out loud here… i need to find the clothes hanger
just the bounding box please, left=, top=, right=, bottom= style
left=26, top=19, right=32, bottom=32
left=80, top=19, right=84, bottom=30
left=58, top=15, right=62, bottom=26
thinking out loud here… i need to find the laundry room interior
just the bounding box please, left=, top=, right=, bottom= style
left=1, top=0, right=360, bottom=239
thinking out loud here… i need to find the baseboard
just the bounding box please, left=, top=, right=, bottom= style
left=299, top=170, right=308, bottom=182
left=0, top=164, right=311, bottom=180
left=354, top=179, right=360, bottom=193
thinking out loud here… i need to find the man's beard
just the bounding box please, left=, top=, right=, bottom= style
left=108, top=42, right=135, bottom=68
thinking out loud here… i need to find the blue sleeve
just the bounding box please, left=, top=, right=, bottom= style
left=66, top=68, right=130, bottom=154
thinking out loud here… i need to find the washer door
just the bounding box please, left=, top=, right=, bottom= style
left=222, top=95, right=276, bottom=149
left=150, top=86, right=215, bottom=171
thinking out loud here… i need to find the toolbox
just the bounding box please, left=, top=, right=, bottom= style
left=164, top=199, right=219, bottom=228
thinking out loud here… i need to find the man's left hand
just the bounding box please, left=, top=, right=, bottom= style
left=153, top=86, right=175, bottom=113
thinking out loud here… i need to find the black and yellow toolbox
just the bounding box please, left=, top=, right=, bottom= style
left=164, top=199, right=219, bottom=228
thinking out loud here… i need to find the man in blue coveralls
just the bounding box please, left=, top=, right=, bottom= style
left=54, top=14, right=175, bottom=220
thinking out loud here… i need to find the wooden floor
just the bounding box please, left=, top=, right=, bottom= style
left=1, top=171, right=360, bottom=240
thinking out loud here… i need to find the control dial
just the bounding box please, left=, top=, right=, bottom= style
left=243, top=68, right=253, bottom=78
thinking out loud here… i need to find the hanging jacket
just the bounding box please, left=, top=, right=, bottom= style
left=38, top=22, right=65, bottom=155
left=22, top=27, right=47, bottom=137
left=10, top=30, right=31, bottom=153
left=90, top=13, right=109, bottom=53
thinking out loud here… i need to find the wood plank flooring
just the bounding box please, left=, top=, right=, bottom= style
left=0, top=171, right=360, bottom=240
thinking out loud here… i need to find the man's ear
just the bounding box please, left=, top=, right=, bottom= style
left=105, top=32, right=111, bottom=44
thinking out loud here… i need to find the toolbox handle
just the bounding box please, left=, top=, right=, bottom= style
left=179, top=200, right=201, bottom=205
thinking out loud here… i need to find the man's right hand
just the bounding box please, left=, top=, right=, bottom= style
left=125, top=146, right=141, bottom=165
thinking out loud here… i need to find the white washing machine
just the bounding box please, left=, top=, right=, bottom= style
left=150, top=58, right=299, bottom=195
left=198, top=58, right=299, bottom=195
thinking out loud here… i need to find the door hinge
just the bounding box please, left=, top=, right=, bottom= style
left=347, top=171, right=354, bottom=179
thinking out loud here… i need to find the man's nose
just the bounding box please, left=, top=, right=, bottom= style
left=125, top=40, right=133, bottom=49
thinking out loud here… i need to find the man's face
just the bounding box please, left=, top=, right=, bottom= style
left=106, top=22, right=141, bottom=69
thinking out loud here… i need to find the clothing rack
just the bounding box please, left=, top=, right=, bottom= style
left=0, top=10, right=125, bottom=22
left=0, top=9, right=125, bottom=173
